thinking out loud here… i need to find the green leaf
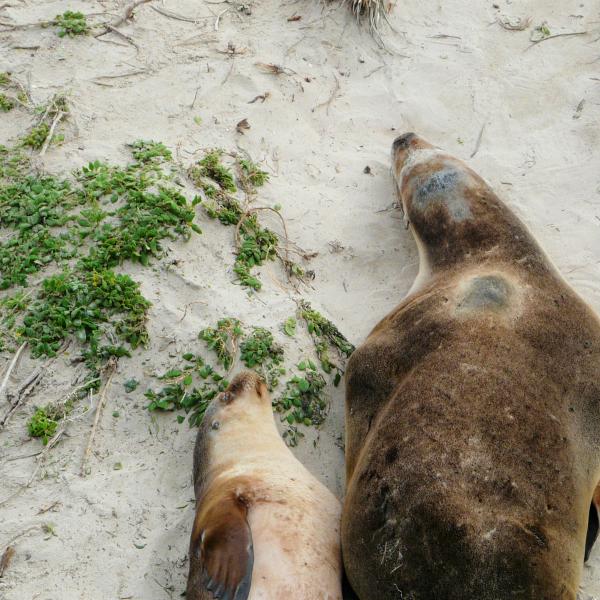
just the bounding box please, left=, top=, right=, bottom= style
left=124, top=379, right=139, bottom=393
left=283, top=317, right=296, bottom=337
left=297, top=378, right=309, bottom=392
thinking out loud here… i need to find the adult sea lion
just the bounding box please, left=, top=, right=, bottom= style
left=186, top=370, right=342, bottom=600
left=342, top=133, right=600, bottom=599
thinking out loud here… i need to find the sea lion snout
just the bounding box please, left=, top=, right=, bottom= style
left=220, top=370, right=268, bottom=406
left=391, top=132, right=436, bottom=176
left=392, top=132, right=417, bottom=153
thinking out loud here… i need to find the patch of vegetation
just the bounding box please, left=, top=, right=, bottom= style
left=22, top=123, right=50, bottom=150
left=299, top=301, right=354, bottom=384
left=124, top=378, right=139, bottom=393
left=199, top=318, right=242, bottom=371
left=190, top=149, right=306, bottom=292
left=145, top=353, right=228, bottom=427
left=79, top=184, right=199, bottom=269
left=240, top=327, right=285, bottom=389
left=202, top=191, right=243, bottom=226
left=0, top=172, right=78, bottom=290
left=0, top=94, right=14, bottom=112
left=238, top=158, right=269, bottom=188
left=18, top=94, right=70, bottom=150
left=19, top=269, right=150, bottom=361
left=129, top=140, right=172, bottom=164
left=274, top=361, right=327, bottom=446
left=53, top=11, right=90, bottom=37
left=0, top=134, right=203, bottom=437
left=534, top=22, right=551, bottom=38
left=0, top=72, right=10, bottom=87
left=28, top=407, right=58, bottom=443
left=0, top=232, right=72, bottom=290
left=27, top=403, right=69, bottom=445
left=0, top=145, right=29, bottom=181
left=147, top=316, right=343, bottom=443
left=283, top=317, right=296, bottom=337
left=189, top=150, right=236, bottom=193
left=234, top=215, right=279, bottom=290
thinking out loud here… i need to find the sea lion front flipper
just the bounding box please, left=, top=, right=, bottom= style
left=585, top=485, right=600, bottom=562
left=191, top=492, right=254, bottom=600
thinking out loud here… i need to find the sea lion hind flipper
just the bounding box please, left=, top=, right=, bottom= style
left=585, top=487, right=600, bottom=562
left=192, top=492, right=254, bottom=600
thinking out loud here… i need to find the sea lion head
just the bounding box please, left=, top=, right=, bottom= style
left=390, top=132, right=435, bottom=179
left=390, top=133, right=509, bottom=269
left=203, top=370, right=271, bottom=432
left=391, top=132, right=474, bottom=224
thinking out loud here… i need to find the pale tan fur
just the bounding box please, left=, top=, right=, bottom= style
left=188, top=373, right=342, bottom=600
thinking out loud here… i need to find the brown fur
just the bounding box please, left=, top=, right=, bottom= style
left=342, top=133, right=600, bottom=600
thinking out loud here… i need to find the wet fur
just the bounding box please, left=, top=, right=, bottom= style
left=342, top=134, right=600, bottom=600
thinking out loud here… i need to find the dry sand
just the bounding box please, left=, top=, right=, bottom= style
left=0, top=0, right=599, bottom=598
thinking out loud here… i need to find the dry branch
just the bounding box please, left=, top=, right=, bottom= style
left=0, top=342, right=27, bottom=406
left=96, top=0, right=154, bottom=37
left=80, top=362, right=116, bottom=477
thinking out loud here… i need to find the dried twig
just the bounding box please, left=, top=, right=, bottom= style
left=0, top=425, right=66, bottom=507
left=222, top=58, right=235, bottom=84
left=248, top=92, right=270, bottom=104
left=91, top=69, right=147, bottom=84
left=37, top=500, right=60, bottom=514
left=100, top=24, right=139, bottom=50
left=255, top=62, right=295, bottom=76
left=96, top=0, right=154, bottom=37
left=470, top=123, right=485, bottom=158
left=527, top=30, right=587, bottom=50
left=312, top=75, right=340, bottom=114
left=150, top=5, right=210, bottom=23
left=364, top=65, right=384, bottom=78
left=214, top=8, right=229, bottom=31
left=0, top=546, right=15, bottom=578
left=80, top=361, right=116, bottom=477
left=39, top=110, right=65, bottom=156
left=1, top=342, right=70, bottom=432
left=0, top=342, right=27, bottom=406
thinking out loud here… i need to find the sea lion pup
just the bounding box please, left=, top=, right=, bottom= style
left=341, top=133, right=600, bottom=600
left=186, top=370, right=342, bottom=600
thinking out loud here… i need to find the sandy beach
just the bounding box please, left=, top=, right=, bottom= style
left=1, top=0, right=599, bottom=598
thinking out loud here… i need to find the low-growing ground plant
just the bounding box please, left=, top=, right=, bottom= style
left=145, top=352, right=228, bottom=427
left=27, top=406, right=59, bottom=444
left=53, top=11, right=90, bottom=37
left=22, top=124, right=50, bottom=150
left=0, top=135, right=203, bottom=440
left=27, top=394, right=75, bottom=444
left=283, top=317, right=297, bottom=337
left=189, top=149, right=236, bottom=193
left=299, top=301, right=355, bottom=384
left=190, top=149, right=306, bottom=291
left=240, top=327, right=285, bottom=389
left=238, top=158, right=269, bottom=188
left=199, top=318, right=242, bottom=371
left=274, top=361, right=328, bottom=446
left=0, top=94, right=14, bottom=112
